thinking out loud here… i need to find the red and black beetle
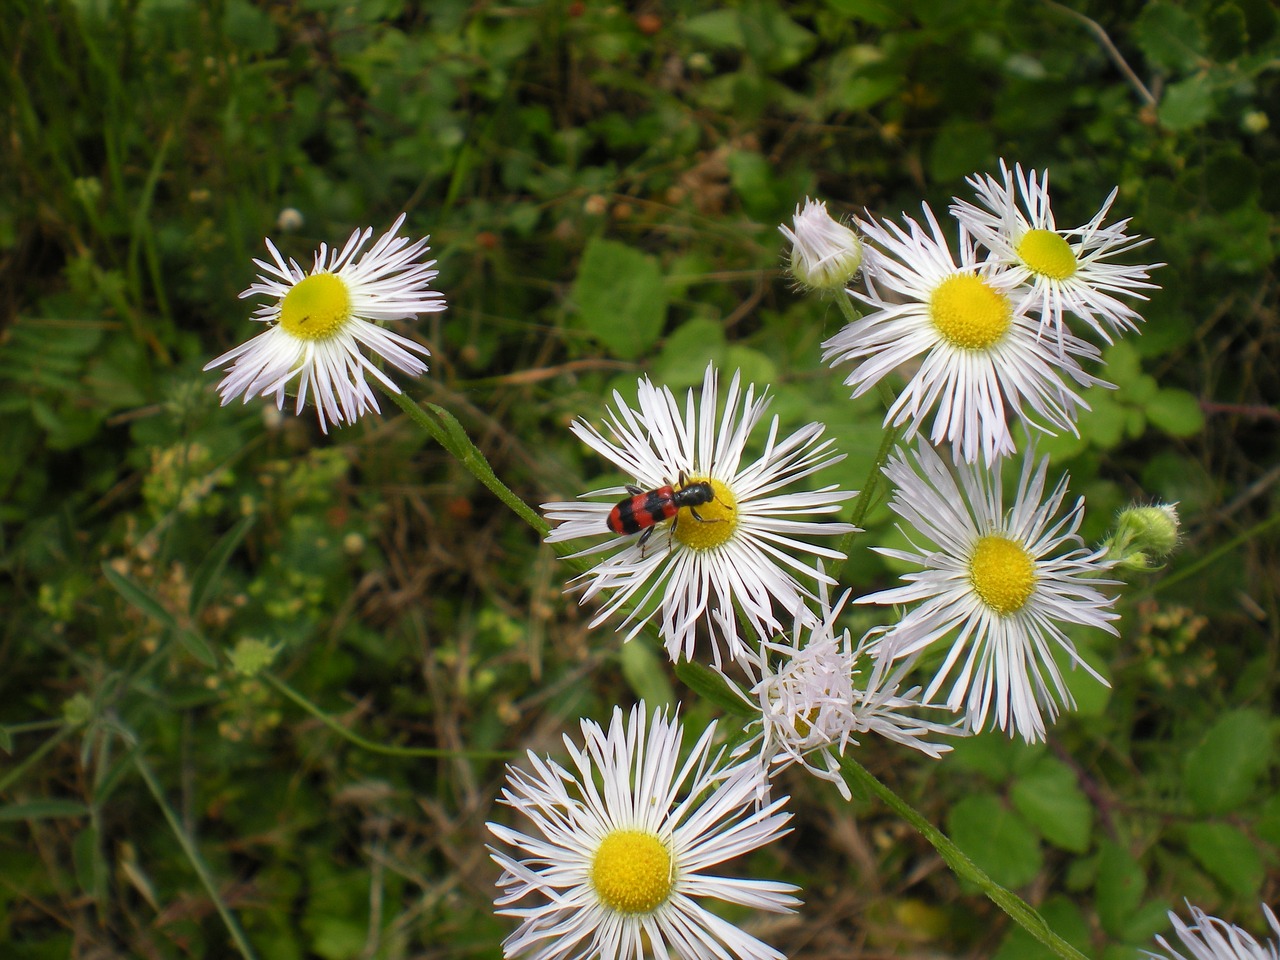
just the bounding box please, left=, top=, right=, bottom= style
left=606, top=478, right=716, bottom=551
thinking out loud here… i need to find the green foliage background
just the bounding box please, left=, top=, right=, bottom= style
left=1, top=0, right=1276, bottom=957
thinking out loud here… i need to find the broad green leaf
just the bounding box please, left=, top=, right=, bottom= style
left=928, top=121, right=996, bottom=183
left=1184, top=822, right=1264, bottom=897
left=655, top=319, right=726, bottom=388
left=1159, top=76, right=1216, bottom=131
left=1095, top=840, right=1145, bottom=936
left=946, top=729, right=1044, bottom=780
left=571, top=238, right=667, bottom=360
left=1119, top=899, right=1175, bottom=944
left=1146, top=388, right=1204, bottom=437
left=1134, top=3, right=1206, bottom=72
left=947, top=793, right=1043, bottom=888
left=1011, top=757, right=1093, bottom=853
left=820, top=0, right=902, bottom=26
left=681, top=10, right=745, bottom=48
left=1258, top=791, right=1280, bottom=845
left=1184, top=708, right=1271, bottom=813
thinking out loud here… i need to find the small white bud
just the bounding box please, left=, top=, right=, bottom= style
left=779, top=198, right=863, bottom=292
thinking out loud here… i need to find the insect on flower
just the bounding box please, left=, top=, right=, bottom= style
left=606, top=474, right=726, bottom=553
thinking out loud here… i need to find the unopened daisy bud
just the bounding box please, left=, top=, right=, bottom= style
left=780, top=198, right=863, bottom=291
left=1105, top=503, right=1181, bottom=571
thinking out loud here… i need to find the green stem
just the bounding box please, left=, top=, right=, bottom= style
left=133, top=753, right=259, bottom=960
left=840, top=757, right=1091, bottom=960
left=1140, top=510, right=1280, bottom=598
left=264, top=672, right=512, bottom=761
left=386, top=388, right=548, bottom=535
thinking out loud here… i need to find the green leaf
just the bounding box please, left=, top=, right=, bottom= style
left=619, top=640, right=675, bottom=710
left=1257, top=791, right=1280, bottom=845
left=947, top=793, right=1043, bottom=888
left=1095, top=840, right=1145, bottom=936
left=928, top=121, right=997, bottom=183
left=820, top=0, right=902, bottom=26
left=570, top=238, right=667, bottom=360
left=101, top=563, right=178, bottom=630
left=1184, top=822, right=1264, bottom=896
left=101, top=564, right=217, bottom=667
left=1010, top=757, right=1093, bottom=853
left=1134, top=3, right=1206, bottom=71
left=1146, top=388, right=1204, bottom=437
left=1159, top=76, right=1216, bottom=131
left=655, top=319, right=726, bottom=387
left=673, top=660, right=754, bottom=716
left=189, top=515, right=256, bottom=616
left=681, top=10, right=746, bottom=49
left=1184, top=708, right=1272, bottom=813
left=0, top=799, right=89, bottom=821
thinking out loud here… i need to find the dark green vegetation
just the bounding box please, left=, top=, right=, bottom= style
left=1, top=1, right=1277, bottom=957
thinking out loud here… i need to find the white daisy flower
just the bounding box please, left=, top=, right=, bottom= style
left=779, top=197, right=864, bottom=292
left=822, top=202, right=1107, bottom=465
left=858, top=441, right=1120, bottom=742
left=205, top=213, right=444, bottom=432
left=542, top=363, right=857, bottom=670
left=741, top=585, right=958, bottom=801
left=1148, top=902, right=1280, bottom=960
left=951, top=159, right=1163, bottom=344
left=487, top=702, right=801, bottom=960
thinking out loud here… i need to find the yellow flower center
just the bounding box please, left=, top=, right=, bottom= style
left=672, top=477, right=738, bottom=551
left=590, top=830, right=673, bottom=914
left=1016, top=229, right=1078, bottom=281
left=929, top=275, right=1012, bottom=350
left=278, top=273, right=352, bottom=341
left=969, top=535, right=1037, bottom=615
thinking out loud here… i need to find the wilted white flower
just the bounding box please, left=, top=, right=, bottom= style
left=742, top=585, right=958, bottom=800
left=1147, top=902, right=1280, bottom=960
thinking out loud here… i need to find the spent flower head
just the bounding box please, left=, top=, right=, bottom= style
left=859, top=441, right=1120, bottom=742
left=823, top=202, right=1106, bottom=465
left=543, top=363, right=856, bottom=671
left=1147, top=902, right=1280, bottom=960
left=205, top=213, right=444, bottom=432
left=951, top=160, right=1162, bottom=344
left=741, top=584, right=958, bottom=800
left=780, top=198, right=864, bottom=292
left=487, top=702, right=800, bottom=960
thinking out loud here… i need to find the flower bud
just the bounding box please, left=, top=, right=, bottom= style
left=1104, top=503, right=1181, bottom=572
left=780, top=198, right=863, bottom=292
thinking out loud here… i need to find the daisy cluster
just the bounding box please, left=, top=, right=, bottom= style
left=489, top=161, right=1165, bottom=960
left=794, top=161, right=1164, bottom=744
left=206, top=166, right=1168, bottom=958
